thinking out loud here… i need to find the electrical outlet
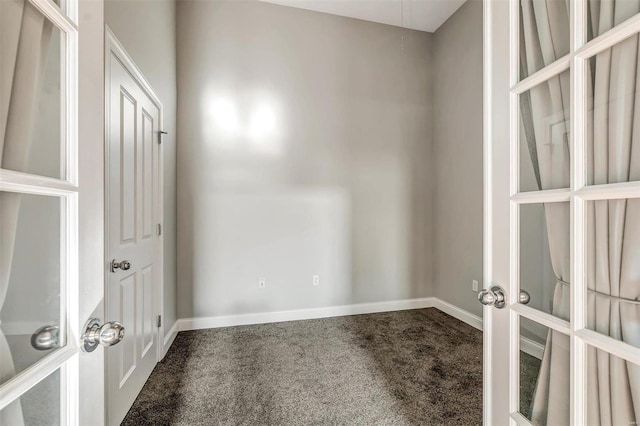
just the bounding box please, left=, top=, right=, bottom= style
left=259, top=278, right=266, bottom=289
left=472, top=280, right=479, bottom=292
left=313, top=275, right=320, bottom=286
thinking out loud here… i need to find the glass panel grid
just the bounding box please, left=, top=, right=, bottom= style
left=0, top=369, right=61, bottom=426
left=511, top=2, right=640, bottom=424
left=0, top=1, right=77, bottom=424
left=0, top=0, right=77, bottom=185
left=513, top=4, right=640, bottom=425
left=585, top=344, right=640, bottom=425
left=584, top=32, right=640, bottom=188
left=587, top=4, right=640, bottom=42
left=518, top=69, right=571, bottom=193
left=518, top=202, right=570, bottom=320
left=0, top=191, right=66, bottom=385
left=518, top=315, right=571, bottom=425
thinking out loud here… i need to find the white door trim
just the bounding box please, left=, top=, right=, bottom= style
left=103, top=25, right=165, bottom=415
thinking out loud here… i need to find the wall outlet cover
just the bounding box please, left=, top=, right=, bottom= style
left=313, top=275, right=320, bottom=286
left=472, top=280, right=479, bottom=292
left=259, top=279, right=266, bottom=289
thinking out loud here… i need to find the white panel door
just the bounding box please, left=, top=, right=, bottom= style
left=106, top=34, right=162, bottom=426
left=484, top=1, right=640, bottom=425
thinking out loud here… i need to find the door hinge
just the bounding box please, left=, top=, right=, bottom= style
left=158, top=130, right=168, bottom=144
left=157, top=223, right=162, bottom=236
left=156, top=315, right=162, bottom=328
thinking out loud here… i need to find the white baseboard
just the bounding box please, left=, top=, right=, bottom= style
left=520, top=336, right=545, bottom=360
left=175, top=297, right=545, bottom=360
left=177, top=297, right=437, bottom=332
left=431, top=298, right=483, bottom=330
left=162, top=321, right=178, bottom=358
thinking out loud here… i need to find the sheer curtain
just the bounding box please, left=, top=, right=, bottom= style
left=521, top=0, right=640, bottom=425
left=1, top=0, right=54, bottom=423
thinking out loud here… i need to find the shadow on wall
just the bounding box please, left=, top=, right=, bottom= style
left=177, top=0, right=433, bottom=319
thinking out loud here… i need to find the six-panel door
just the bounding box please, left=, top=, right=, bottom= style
left=107, top=50, right=161, bottom=426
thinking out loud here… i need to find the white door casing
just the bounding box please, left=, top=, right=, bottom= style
left=484, top=1, right=640, bottom=425
left=105, top=28, right=163, bottom=426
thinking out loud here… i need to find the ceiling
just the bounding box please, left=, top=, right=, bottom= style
left=258, top=0, right=467, bottom=33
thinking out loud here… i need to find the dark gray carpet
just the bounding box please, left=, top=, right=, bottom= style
left=520, top=352, right=542, bottom=420
left=122, top=308, right=492, bottom=425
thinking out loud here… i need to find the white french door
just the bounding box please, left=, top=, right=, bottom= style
left=484, top=0, right=640, bottom=425
left=0, top=0, right=80, bottom=424
left=1, top=0, right=108, bottom=424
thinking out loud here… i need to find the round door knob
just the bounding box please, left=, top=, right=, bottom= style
left=31, top=325, right=60, bottom=351
left=519, top=289, right=531, bottom=305
left=110, top=259, right=131, bottom=272
left=477, top=285, right=506, bottom=309
left=81, top=318, right=125, bottom=352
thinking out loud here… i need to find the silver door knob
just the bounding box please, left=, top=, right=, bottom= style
left=31, top=325, right=60, bottom=351
left=81, top=318, right=125, bottom=352
left=519, top=289, right=531, bottom=304
left=478, top=285, right=506, bottom=309
left=110, top=259, right=131, bottom=272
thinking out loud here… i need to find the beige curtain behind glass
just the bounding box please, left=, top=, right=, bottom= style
left=1, top=0, right=53, bottom=424
left=521, top=2, right=572, bottom=424
left=521, top=0, right=640, bottom=425
left=586, top=2, right=640, bottom=423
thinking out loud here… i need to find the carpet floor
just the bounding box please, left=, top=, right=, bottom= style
left=122, top=308, right=539, bottom=425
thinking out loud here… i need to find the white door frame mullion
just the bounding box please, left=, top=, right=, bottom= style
left=0, top=346, right=76, bottom=411
left=569, top=0, right=587, bottom=423
left=511, top=55, right=571, bottom=95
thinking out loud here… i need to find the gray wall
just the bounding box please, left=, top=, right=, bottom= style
left=104, top=0, right=178, bottom=332
left=176, top=0, right=434, bottom=319
left=432, top=0, right=484, bottom=317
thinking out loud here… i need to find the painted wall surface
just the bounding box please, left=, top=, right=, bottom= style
left=104, top=0, right=178, bottom=332
left=432, top=0, right=484, bottom=317
left=177, top=0, right=433, bottom=319
left=433, top=0, right=555, bottom=320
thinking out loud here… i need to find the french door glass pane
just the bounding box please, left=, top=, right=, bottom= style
left=586, top=32, right=640, bottom=186
left=0, top=369, right=60, bottom=426
left=586, top=198, right=640, bottom=349
left=519, top=202, right=570, bottom=320
left=519, top=316, right=569, bottom=426
left=0, top=1, right=64, bottom=180
left=519, top=69, right=571, bottom=192
left=586, top=346, right=640, bottom=425
left=0, top=192, right=63, bottom=384
left=588, top=2, right=640, bottom=40
left=519, top=0, right=569, bottom=80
